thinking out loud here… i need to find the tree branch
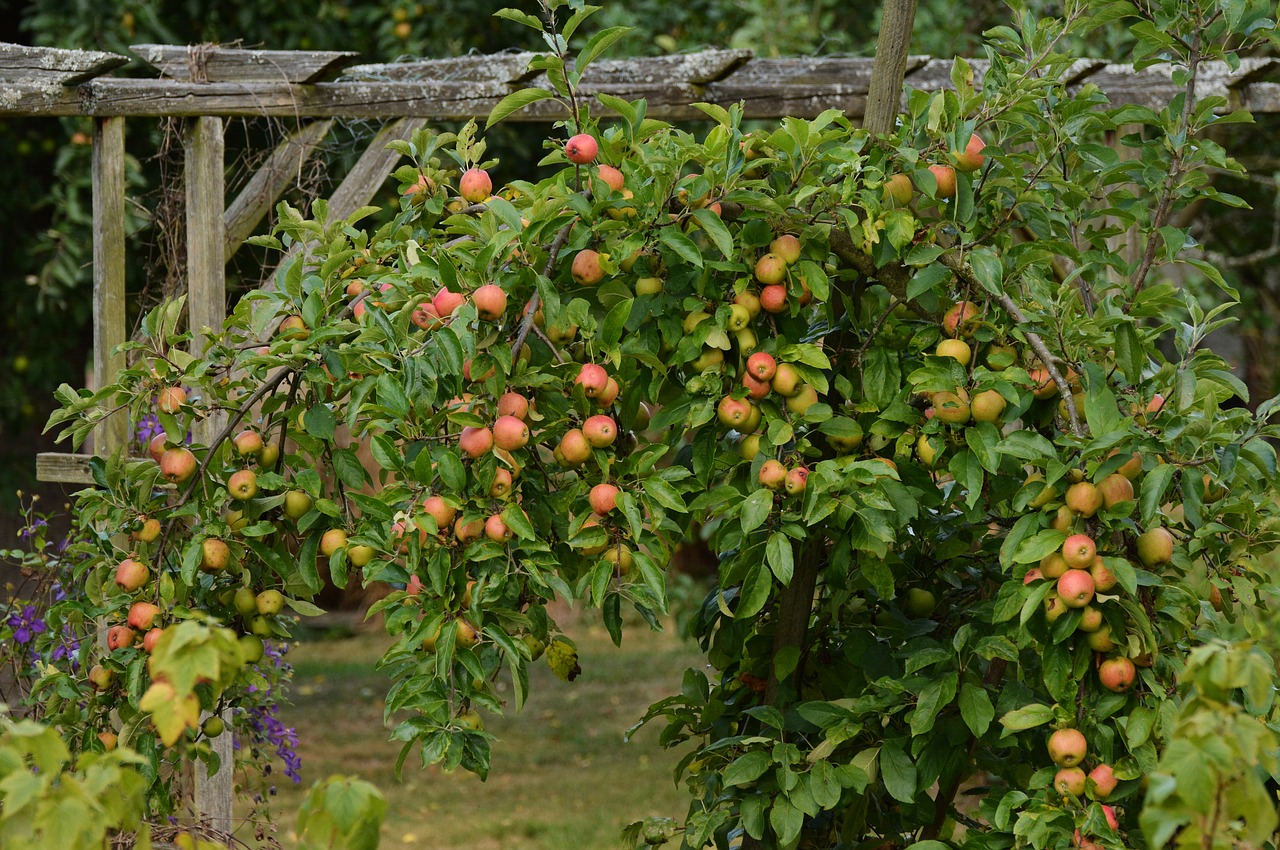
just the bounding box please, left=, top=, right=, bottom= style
left=863, top=0, right=919, bottom=136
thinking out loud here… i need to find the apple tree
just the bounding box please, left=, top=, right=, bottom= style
left=34, top=0, right=1280, bottom=846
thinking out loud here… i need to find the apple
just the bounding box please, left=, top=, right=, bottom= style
left=576, top=363, right=609, bottom=397
left=278, top=314, right=309, bottom=339
left=754, top=253, right=788, bottom=285
left=932, top=391, right=971, bottom=425
left=1136, top=527, right=1174, bottom=567
left=227, top=469, right=258, bottom=501
left=1098, top=656, right=1136, bottom=692
left=596, top=164, right=624, bottom=192
left=148, top=433, right=169, bottom=463
left=232, top=429, right=264, bottom=458
left=571, top=249, right=604, bottom=285
left=454, top=516, right=485, bottom=543
left=88, top=664, right=114, bottom=691
left=473, top=284, right=507, bottom=321
left=952, top=133, right=987, bottom=172
left=590, top=483, right=620, bottom=515
left=772, top=363, right=802, bottom=397
left=157, top=385, right=187, bottom=414
left=770, top=234, right=802, bottom=264
left=200, top=538, right=231, bottom=573
left=283, top=490, right=313, bottom=520
left=1065, top=481, right=1102, bottom=517
left=717, top=395, right=754, bottom=428
left=459, top=426, right=494, bottom=458
left=759, top=459, right=788, bottom=490
left=485, top=513, right=513, bottom=543
left=160, top=447, right=197, bottom=484
left=635, top=276, right=663, bottom=296
left=1058, top=569, right=1096, bottom=608
left=1055, top=767, right=1087, bottom=796
left=1087, top=624, right=1116, bottom=653
left=320, top=528, right=348, bottom=557
left=565, top=133, right=598, bottom=164
left=98, top=731, right=118, bottom=751
left=455, top=618, right=479, bottom=649
left=1113, top=451, right=1143, bottom=480
left=1023, top=568, right=1043, bottom=585
left=143, top=627, right=165, bottom=653
left=917, top=434, right=941, bottom=468
left=1087, top=764, right=1118, bottom=800
left=603, top=544, right=634, bottom=575
left=127, top=601, right=161, bottom=631
left=115, top=558, right=149, bottom=592
left=692, top=348, right=725, bottom=372
left=1052, top=505, right=1077, bottom=534
left=970, top=389, right=1007, bottom=423
left=411, top=302, right=443, bottom=330
left=597, top=377, right=621, bottom=407
left=1089, top=557, right=1118, bottom=592
left=759, top=284, right=788, bottom=314
left=257, top=443, right=280, bottom=469
left=433, top=287, right=466, bottom=317
left=735, top=290, right=762, bottom=318
left=746, top=352, right=777, bottom=382
left=936, top=338, right=972, bottom=366
left=107, top=624, right=136, bottom=650
left=558, top=429, right=593, bottom=466
left=1040, top=552, right=1070, bottom=579
left=784, top=466, right=809, bottom=495
left=943, top=301, right=980, bottom=338
left=490, top=468, right=514, bottom=499
left=256, top=589, right=285, bottom=616
left=422, top=495, right=457, bottom=531
left=459, top=168, right=492, bottom=203
left=497, top=391, right=530, bottom=420
left=234, top=586, right=258, bottom=617
left=239, top=634, right=265, bottom=663
left=929, top=164, right=957, bottom=198
left=583, top=415, right=617, bottom=448
left=883, top=173, right=914, bottom=206
left=1063, top=534, right=1097, bottom=569
left=1047, top=727, right=1087, bottom=767
left=1077, top=605, right=1104, bottom=632
left=493, top=415, right=530, bottom=451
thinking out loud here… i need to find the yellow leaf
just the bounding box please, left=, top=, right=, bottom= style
left=138, top=680, right=202, bottom=746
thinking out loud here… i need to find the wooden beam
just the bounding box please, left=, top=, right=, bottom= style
left=35, top=452, right=97, bottom=485
left=131, top=43, right=358, bottom=83
left=224, top=118, right=333, bottom=258
left=0, top=42, right=128, bottom=85
left=91, top=116, right=128, bottom=458
left=329, top=116, right=427, bottom=220
left=184, top=114, right=234, bottom=835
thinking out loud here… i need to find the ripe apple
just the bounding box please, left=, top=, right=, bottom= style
left=943, top=301, right=979, bottom=338
left=485, top=513, right=513, bottom=543
left=759, top=459, right=788, bottom=490
left=952, top=133, right=987, bottom=172
left=936, top=338, right=972, bottom=366
left=115, top=558, right=149, bottom=592
left=596, top=164, right=624, bottom=192
left=278, top=314, right=309, bottom=339
left=770, top=234, right=802, bottom=265
left=571, top=249, right=604, bottom=285
left=1136, top=527, right=1174, bottom=567
left=1058, top=569, right=1096, bottom=608
left=422, top=495, right=457, bottom=531
left=160, top=447, right=197, bottom=484
left=759, top=284, right=788, bottom=314
left=320, top=528, right=348, bottom=557
left=1055, top=767, right=1087, bottom=796
left=143, top=627, right=165, bottom=653
left=1113, top=451, right=1143, bottom=480
left=497, top=391, right=530, bottom=420
left=1063, top=534, right=1097, bottom=569
left=784, top=466, right=809, bottom=495
left=932, top=391, right=971, bottom=425
left=88, top=664, right=114, bottom=691
left=489, top=468, right=515, bottom=499
left=739, top=372, right=769, bottom=400
left=735, top=290, right=762, bottom=318
left=1098, top=656, right=1137, bottom=692
left=127, top=601, right=161, bottom=631
left=717, top=395, right=754, bottom=428
left=970, top=389, right=1007, bottom=423
left=1096, top=473, right=1135, bottom=512
left=459, top=168, right=492, bottom=203
left=590, top=483, right=620, bottom=515
left=157, top=385, right=187, bottom=414
left=148, top=433, right=169, bottom=463
left=411, top=302, right=443, bottom=330
left=433, top=287, right=466, bottom=317
left=1088, top=764, right=1118, bottom=800
left=455, top=516, right=485, bottom=543
left=558, top=429, right=593, bottom=466
left=745, top=352, right=777, bottom=382
left=1029, top=368, right=1059, bottom=399
left=597, top=377, right=621, bottom=407
left=98, top=731, right=118, bottom=751
left=883, top=173, right=913, bottom=206
left=565, top=133, right=598, bottom=164
left=1065, top=481, right=1102, bottom=517
left=473, top=284, right=507, bottom=321
left=256, top=589, right=285, bottom=616
left=200, top=538, right=231, bottom=573
left=107, top=624, right=136, bottom=650
left=459, top=426, right=495, bottom=458
left=455, top=618, right=479, bottom=649
left=772, top=363, right=802, bottom=397
left=283, top=490, right=314, bottom=521
left=227, top=469, right=258, bottom=501
left=493, top=415, right=530, bottom=451
left=929, top=164, right=957, bottom=198
left=754, top=253, right=787, bottom=285
left=576, top=363, right=609, bottom=397
left=1047, top=727, right=1087, bottom=767
left=583, top=415, right=617, bottom=448
left=232, top=429, right=264, bottom=457
left=1089, top=557, right=1118, bottom=592
left=1023, top=568, right=1044, bottom=585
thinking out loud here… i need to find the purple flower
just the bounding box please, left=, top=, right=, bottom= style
left=19, top=519, right=47, bottom=543
left=135, top=413, right=164, bottom=445
left=7, top=605, right=47, bottom=644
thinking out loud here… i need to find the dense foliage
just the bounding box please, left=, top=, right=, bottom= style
left=11, top=0, right=1280, bottom=847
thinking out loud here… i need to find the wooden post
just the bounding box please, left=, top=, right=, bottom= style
left=91, top=116, right=128, bottom=457
left=184, top=114, right=235, bottom=839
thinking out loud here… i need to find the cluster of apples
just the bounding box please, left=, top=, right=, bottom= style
left=1046, top=727, right=1121, bottom=848
left=884, top=133, right=987, bottom=204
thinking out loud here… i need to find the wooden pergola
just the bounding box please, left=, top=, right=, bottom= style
left=3, top=38, right=1278, bottom=842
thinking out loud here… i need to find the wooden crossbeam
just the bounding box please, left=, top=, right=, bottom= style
left=131, top=43, right=358, bottom=83
left=35, top=452, right=98, bottom=485
left=0, top=41, right=128, bottom=85
left=224, top=119, right=333, bottom=258
left=3, top=57, right=1276, bottom=119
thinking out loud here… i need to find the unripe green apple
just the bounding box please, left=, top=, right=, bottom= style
left=256, top=589, right=285, bottom=616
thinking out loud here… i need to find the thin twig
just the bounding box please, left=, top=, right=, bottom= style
left=511, top=217, right=577, bottom=359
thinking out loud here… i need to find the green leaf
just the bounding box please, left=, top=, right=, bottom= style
left=740, top=489, right=773, bottom=535
left=999, top=703, right=1054, bottom=732
left=577, top=25, right=633, bottom=70
left=692, top=208, right=734, bottom=260
left=908, top=264, right=950, bottom=299
left=723, top=751, right=771, bottom=786
left=1140, top=462, right=1175, bottom=524
left=959, top=683, right=995, bottom=737
left=737, top=562, right=772, bottom=618
left=968, top=247, right=1003, bottom=294
left=486, top=87, right=558, bottom=128
left=766, top=532, right=794, bottom=584
left=879, top=743, right=917, bottom=803
left=1113, top=322, right=1145, bottom=385
left=492, top=8, right=544, bottom=29
left=601, top=298, right=633, bottom=348
left=657, top=226, right=704, bottom=268
left=303, top=404, right=336, bottom=441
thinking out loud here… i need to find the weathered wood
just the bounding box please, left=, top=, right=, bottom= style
left=184, top=114, right=234, bottom=835
left=225, top=119, right=333, bottom=258
left=132, top=43, right=358, bottom=83
left=864, top=0, right=918, bottom=135
left=344, top=52, right=540, bottom=84
left=91, top=116, right=128, bottom=458
left=2, top=58, right=1279, bottom=119
left=328, top=116, right=427, bottom=219
left=0, top=42, right=128, bottom=85
left=35, top=452, right=97, bottom=485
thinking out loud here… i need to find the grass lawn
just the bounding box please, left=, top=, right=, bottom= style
left=236, top=615, right=707, bottom=849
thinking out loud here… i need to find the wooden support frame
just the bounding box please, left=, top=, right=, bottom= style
left=91, top=116, right=128, bottom=458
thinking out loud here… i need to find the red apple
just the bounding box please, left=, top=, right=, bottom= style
left=571, top=249, right=604, bottom=285
left=115, top=558, right=149, bottom=592
left=1063, top=534, right=1097, bottom=569
left=497, top=391, right=530, bottom=420
left=759, top=459, right=787, bottom=490
left=590, top=483, right=620, bottom=515
left=459, top=168, right=492, bottom=203
left=784, top=466, right=809, bottom=495
left=754, top=253, right=787, bottom=285
left=159, top=447, right=197, bottom=484
left=583, top=415, right=617, bottom=448
left=107, top=624, right=136, bottom=651
left=459, top=426, right=495, bottom=458
left=473, top=284, right=507, bottom=321
left=157, top=385, right=187, bottom=414
left=484, top=513, right=513, bottom=543
left=575, top=363, right=609, bottom=398
left=952, top=133, right=986, bottom=172
left=1098, top=657, right=1136, bottom=692
left=493, top=415, right=530, bottom=451
left=759, top=284, right=788, bottom=314
left=558, top=429, right=592, bottom=466
left=565, top=133, right=599, bottom=164
left=227, top=469, right=258, bottom=501
left=1057, top=569, right=1096, bottom=608
left=1047, top=727, right=1087, bottom=767
left=127, top=601, right=161, bottom=631
left=746, top=352, right=777, bottom=382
